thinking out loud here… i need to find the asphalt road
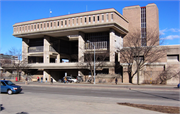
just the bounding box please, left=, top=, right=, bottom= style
left=21, top=85, right=180, bottom=106
left=1, top=84, right=179, bottom=114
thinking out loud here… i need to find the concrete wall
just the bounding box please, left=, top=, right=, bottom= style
left=146, top=3, right=159, bottom=46
left=78, top=32, right=85, bottom=62
left=123, top=5, right=141, bottom=47
left=43, top=36, right=50, bottom=64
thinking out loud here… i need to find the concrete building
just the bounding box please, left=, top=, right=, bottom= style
left=12, top=3, right=180, bottom=84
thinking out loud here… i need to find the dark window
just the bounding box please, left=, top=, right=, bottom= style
left=89, top=17, right=91, bottom=22
left=85, top=17, right=86, bottom=23
left=106, top=14, right=108, bottom=20
left=97, top=15, right=99, bottom=21
left=1, top=82, right=6, bottom=86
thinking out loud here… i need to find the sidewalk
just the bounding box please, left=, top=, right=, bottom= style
left=14, top=81, right=179, bottom=91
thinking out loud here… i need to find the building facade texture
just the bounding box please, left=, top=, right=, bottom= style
left=11, top=3, right=180, bottom=84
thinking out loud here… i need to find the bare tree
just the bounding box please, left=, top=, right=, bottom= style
left=3, top=47, right=29, bottom=81
left=0, top=53, right=13, bottom=79
left=119, top=28, right=166, bottom=84
left=156, top=66, right=180, bottom=84
left=78, top=49, right=110, bottom=83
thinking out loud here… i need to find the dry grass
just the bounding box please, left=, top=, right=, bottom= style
left=118, top=102, right=180, bottom=114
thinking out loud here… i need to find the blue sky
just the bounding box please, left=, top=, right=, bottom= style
left=0, top=0, right=179, bottom=54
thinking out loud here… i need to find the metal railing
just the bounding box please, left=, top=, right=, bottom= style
left=85, top=41, right=108, bottom=49
left=28, top=46, right=43, bottom=53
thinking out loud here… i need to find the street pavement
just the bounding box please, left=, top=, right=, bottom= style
left=0, top=81, right=179, bottom=114
left=14, top=81, right=180, bottom=91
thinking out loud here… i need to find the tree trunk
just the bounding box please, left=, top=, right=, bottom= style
left=128, top=72, right=132, bottom=83
left=17, top=71, right=19, bottom=81
left=137, top=68, right=139, bottom=85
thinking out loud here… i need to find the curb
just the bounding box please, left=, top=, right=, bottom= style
left=18, top=83, right=180, bottom=92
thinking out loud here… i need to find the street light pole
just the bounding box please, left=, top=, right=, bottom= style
left=94, top=44, right=96, bottom=84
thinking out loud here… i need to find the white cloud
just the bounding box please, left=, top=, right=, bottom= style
left=159, top=28, right=180, bottom=35
left=161, top=35, right=180, bottom=40
left=159, top=28, right=167, bottom=35
left=169, top=28, right=180, bottom=32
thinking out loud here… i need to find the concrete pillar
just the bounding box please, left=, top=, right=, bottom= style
left=122, top=66, right=129, bottom=83
left=56, top=54, right=60, bottom=63
left=43, top=70, right=50, bottom=82
left=118, top=52, right=120, bottom=62
left=56, top=40, right=61, bottom=63
left=109, top=29, right=115, bottom=74
left=109, top=29, right=115, bottom=62
left=44, top=36, right=50, bottom=63
left=78, top=32, right=85, bottom=62
left=109, top=68, right=115, bottom=75
left=22, top=38, right=29, bottom=62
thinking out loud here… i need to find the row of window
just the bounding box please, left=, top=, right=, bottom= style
left=14, top=13, right=114, bottom=34
left=141, top=7, right=147, bottom=46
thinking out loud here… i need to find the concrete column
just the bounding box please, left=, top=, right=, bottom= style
left=44, top=36, right=50, bottom=63
left=122, top=66, right=129, bottom=83
left=109, top=29, right=115, bottom=62
left=109, top=68, right=115, bottom=74
left=56, top=54, right=60, bottom=63
left=78, top=32, right=85, bottom=62
left=109, top=29, right=115, bottom=74
left=22, top=38, right=29, bottom=62
left=118, top=53, right=120, bottom=62
left=43, top=70, right=50, bottom=82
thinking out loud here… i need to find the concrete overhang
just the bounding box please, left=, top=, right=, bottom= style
left=27, top=62, right=115, bottom=70
left=13, top=8, right=129, bottom=39
left=13, top=23, right=128, bottom=39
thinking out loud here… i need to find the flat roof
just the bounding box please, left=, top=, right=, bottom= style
left=13, top=8, right=128, bottom=26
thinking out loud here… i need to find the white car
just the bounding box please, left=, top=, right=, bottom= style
left=66, top=76, right=77, bottom=83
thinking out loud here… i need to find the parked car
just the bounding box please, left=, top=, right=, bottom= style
left=66, top=76, right=77, bottom=83
left=177, top=83, right=180, bottom=88
left=1, top=80, right=22, bottom=95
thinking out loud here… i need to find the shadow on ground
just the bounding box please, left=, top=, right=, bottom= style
left=0, top=104, right=5, bottom=111
left=131, top=89, right=179, bottom=101
left=16, top=112, right=28, bottom=114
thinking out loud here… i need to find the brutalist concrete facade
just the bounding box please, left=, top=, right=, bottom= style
left=12, top=3, right=180, bottom=84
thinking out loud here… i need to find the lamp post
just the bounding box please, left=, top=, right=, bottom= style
left=87, top=40, right=96, bottom=84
